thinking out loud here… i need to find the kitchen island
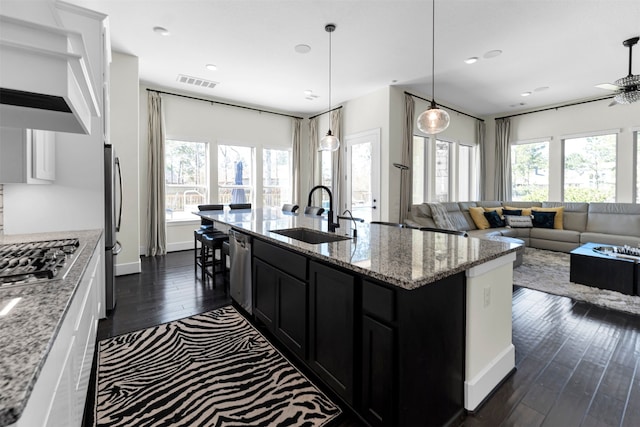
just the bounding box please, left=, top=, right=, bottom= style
left=0, top=230, right=103, bottom=427
left=198, top=208, right=519, bottom=426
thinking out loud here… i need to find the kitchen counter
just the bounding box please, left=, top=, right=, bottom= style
left=197, top=207, right=520, bottom=290
left=0, top=229, right=102, bottom=426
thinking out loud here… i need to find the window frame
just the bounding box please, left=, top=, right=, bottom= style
left=561, top=130, right=618, bottom=203
left=262, top=146, right=293, bottom=208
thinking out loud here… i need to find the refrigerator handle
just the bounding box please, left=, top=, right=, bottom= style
left=113, top=241, right=123, bottom=255
left=115, top=157, right=123, bottom=233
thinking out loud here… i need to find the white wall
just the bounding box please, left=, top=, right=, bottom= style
left=483, top=98, right=640, bottom=201
left=139, top=87, right=295, bottom=252
left=110, top=52, right=141, bottom=274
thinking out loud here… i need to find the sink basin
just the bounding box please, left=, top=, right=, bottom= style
left=271, top=227, right=351, bottom=244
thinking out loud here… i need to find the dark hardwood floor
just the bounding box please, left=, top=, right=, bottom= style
left=85, top=250, right=640, bottom=427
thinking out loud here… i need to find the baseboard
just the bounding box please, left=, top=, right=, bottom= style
left=116, top=260, right=141, bottom=276
left=139, top=242, right=194, bottom=255
left=464, top=344, right=515, bottom=411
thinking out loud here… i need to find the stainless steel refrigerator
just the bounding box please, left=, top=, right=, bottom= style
left=104, top=144, right=122, bottom=311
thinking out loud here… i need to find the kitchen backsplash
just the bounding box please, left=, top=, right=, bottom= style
left=0, top=184, right=4, bottom=234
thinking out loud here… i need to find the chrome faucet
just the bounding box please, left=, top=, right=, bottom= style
left=308, top=185, right=340, bottom=232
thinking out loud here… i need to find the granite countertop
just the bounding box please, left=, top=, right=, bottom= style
left=198, top=208, right=520, bottom=290
left=0, top=229, right=102, bottom=427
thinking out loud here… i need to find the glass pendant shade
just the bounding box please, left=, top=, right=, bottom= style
left=319, top=129, right=340, bottom=151
left=417, top=101, right=450, bottom=134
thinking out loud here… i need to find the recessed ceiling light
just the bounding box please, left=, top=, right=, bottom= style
left=483, top=49, right=502, bottom=59
left=303, top=89, right=313, bottom=96
left=464, top=57, right=479, bottom=64
left=153, top=26, right=170, bottom=36
left=205, top=64, right=217, bottom=71
left=521, top=91, right=532, bottom=97
left=294, top=44, right=311, bottom=54
left=534, top=86, right=550, bottom=92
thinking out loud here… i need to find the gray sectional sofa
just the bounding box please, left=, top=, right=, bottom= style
left=406, top=201, right=640, bottom=253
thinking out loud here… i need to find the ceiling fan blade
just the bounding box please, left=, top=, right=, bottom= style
left=595, top=83, right=622, bottom=91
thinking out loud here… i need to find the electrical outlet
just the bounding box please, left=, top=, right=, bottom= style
left=484, top=287, right=491, bottom=308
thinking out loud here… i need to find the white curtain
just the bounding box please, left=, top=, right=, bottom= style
left=477, top=120, right=486, bottom=200
left=494, top=118, right=512, bottom=201
left=291, top=118, right=302, bottom=205
left=330, top=108, right=343, bottom=213
left=146, top=91, right=167, bottom=256
left=308, top=117, right=318, bottom=205
left=400, top=94, right=414, bottom=223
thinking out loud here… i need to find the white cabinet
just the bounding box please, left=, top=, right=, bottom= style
left=0, top=127, right=55, bottom=183
left=10, top=242, right=102, bottom=427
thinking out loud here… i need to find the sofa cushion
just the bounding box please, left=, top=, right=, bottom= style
left=532, top=211, right=556, bottom=229
left=542, top=202, right=588, bottom=232
left=531, top=207, right=564, bottom=229
left=469, top=207, right=491, bottom=230
left=484, top=210, right=505, bottom=228
left=586, top=203, right=640, bottom=237
left=580, top=232, right=640, bottom=247
left=504, top=205, right=533, bottom=216
left=529, top=228, right=581, bottom=243
left=505, top=215, right=533, bottom=228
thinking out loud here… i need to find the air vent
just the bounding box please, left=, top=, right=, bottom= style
left=176, top=74, right=218, bottom=89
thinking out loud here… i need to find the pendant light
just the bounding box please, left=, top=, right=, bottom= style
left=416, top=0, right=450, bottom=135
left=319, top=23, right=340, bottom=151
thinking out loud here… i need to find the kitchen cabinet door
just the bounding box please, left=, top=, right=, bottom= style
left=0, top=127, right=55, bottom=184
left=275, top=270, right=307, bottom=359
left=253, top=258, right=277, bottom=332
left=361, top=315, right=395, bottom=427
left=308, top=261, right=355, bottom=404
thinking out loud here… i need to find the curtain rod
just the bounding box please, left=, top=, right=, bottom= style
left=405, top=91, right=484, bottom=122
left=495, top=96, right=614, bottom=120
left=308, top=105, right=343, bottom=120
left=146, top=88, right=304, bottom=120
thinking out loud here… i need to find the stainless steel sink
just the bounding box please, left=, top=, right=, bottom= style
left=270, top=227, right=351, bottom=244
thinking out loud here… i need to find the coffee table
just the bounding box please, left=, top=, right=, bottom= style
left=570, top=242, right=639, bottom=296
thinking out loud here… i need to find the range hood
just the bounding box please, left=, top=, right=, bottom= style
left=0, top=14, right=99, bottom=134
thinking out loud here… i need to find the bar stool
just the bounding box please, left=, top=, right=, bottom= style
left=194, top=204, right=223, bottom=277
left=201, top=232, right=229, bottom=281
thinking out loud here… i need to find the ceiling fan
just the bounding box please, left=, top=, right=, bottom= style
left=596, top=36, right=640, bottom=105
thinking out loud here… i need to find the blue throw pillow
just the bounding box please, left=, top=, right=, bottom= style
left=532, top=211, right=556, bottom=228
left=483, top=210, right=505, bottom=228
left=502, top=209, right=522, bottom=216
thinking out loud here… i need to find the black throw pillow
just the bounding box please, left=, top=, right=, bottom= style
left=483, top=210, right=505, bottom=228
left=532, top=211, right=556, bottom=228
left=502, top=209, right=522, bottom=216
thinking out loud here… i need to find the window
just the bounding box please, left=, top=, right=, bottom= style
left=511, top=140, right=549, bottom=201
left=165, top=139, right=208, bottom=221
left=563, top=133, right=616, bottom=202
left=434, top=140, right=451, bottom=202
left=412, top=136, right=476, bottom=203
left=458, top=145, right=474, bottom=202
left=263, top=148, right=292, bottom=207
left=318, top=150, right=332, bottom=209
left=218, top=145, right=253, bottom=205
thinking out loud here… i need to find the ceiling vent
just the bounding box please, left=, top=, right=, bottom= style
left=176, top=74, right=218, bottom=89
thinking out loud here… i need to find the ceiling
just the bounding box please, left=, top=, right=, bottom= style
left=64, top=0, right=640, bottom=118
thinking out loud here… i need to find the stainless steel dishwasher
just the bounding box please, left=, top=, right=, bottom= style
left=229, top=229, right=253, bottom=314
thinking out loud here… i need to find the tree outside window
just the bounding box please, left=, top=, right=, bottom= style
left=165, top=140, right=208, bottom=221
left=511, top=141, right=549, bottom=201
left=563, top=134, right=616, bottom=202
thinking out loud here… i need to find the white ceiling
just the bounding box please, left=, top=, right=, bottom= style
left=64, top=0, right=640, bottom=118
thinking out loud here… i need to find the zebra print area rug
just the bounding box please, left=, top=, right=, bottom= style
left=94, top=306, right=342, bottom=426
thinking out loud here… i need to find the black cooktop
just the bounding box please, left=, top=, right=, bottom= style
left=0, top=238, right=80, bottom=287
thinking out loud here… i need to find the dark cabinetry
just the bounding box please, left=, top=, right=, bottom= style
left=309, top=261, right=355, bottom=404
left=253, top=240, right=307, bottom=359
left=251, top=238, right=465, bottom=427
